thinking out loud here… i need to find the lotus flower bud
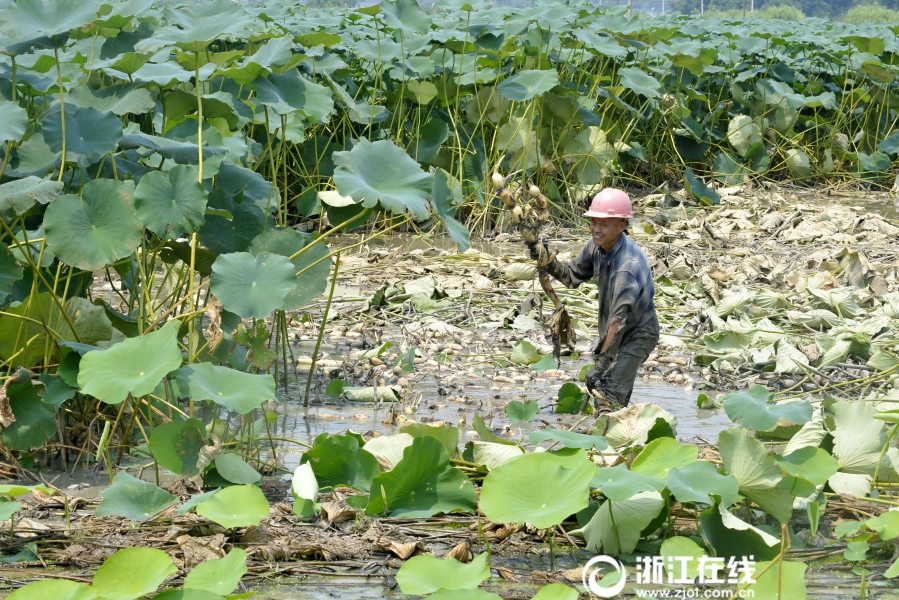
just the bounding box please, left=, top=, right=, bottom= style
left=491, top=172, right=505, bottom=190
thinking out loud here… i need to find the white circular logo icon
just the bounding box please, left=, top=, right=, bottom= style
left=583, top=555, right=627, bottom=598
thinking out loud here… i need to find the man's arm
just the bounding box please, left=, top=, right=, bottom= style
left=542, top=242, right=594, bottom=289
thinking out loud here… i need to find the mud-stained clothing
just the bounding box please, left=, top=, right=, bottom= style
left=545, top=233, right=659, bottom=407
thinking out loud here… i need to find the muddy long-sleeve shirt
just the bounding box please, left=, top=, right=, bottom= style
left=545, top=233, right=659, bottom=361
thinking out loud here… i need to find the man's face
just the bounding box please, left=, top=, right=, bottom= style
left=590, top=217, right=625, bottom=250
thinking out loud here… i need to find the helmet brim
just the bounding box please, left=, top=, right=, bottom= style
left=583, top=210, right=633, bottom=219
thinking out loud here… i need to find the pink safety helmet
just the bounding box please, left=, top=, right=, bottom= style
left=583, top=188, right=633, bottom=219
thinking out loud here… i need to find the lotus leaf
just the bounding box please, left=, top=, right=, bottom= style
left=470, top=441, right=523, bottom=470
left=66, top=84, right=154, bottom=116
left=148, top=418, right=207, bottom=477
left=0, top=0, right=99, bottom=42
left=6, top=580, right=97, bottom=600
left=0, top=499, right=22, bottom=521
left=727, top=115, right=762, bottom=157
left=0, top=177, right=62, bottom=218
left=575, top=491, right=664, bottom=554
left=254, top=69, right=333, bottom=122
left=590, top=464, right=665, bottom=502
left=291, top=463, right=318, bottom=515
left=195, top=484, right=269, bottom=528
left=699, top=503, right=781, bottom=561
left=248, top=228, right=331, bottom=310
left=365, top=436, right=477, bottom=517
left=300, top=433, right=379, bottom=492
left=831, top=400, right=899, bottom=478
left=592, top=403, right=677, bottom=448
left=746, top=560, right=807, bottom=600
left=173, top=362, right=275, bottom=414
left=91, top=547, right=177, bottom=600
left=775, top=447, right=838, bottom=487
left=96, top=472, right=178, bottom=521
left=480, top=450, right=596, bottom=529
left=0, top=101, right=27, bottom=145
left=398, top=422, right=459, bottom=456
left=364, top=433, right=415, bottom=472
left=184, top=548, right=247, bottom=595
left=395, top=552, right=490, bottom=595
left=718, top=426, right=793, bottom=524
left=563, top=126, right=617, bottom=185
left=617, top=67, right=661, bottom=98
left=723, top=391, right=812, bottom=431
left=529, top=428, right=608, bottom=450
left=332, top=139, right=432, bottom=220
left=531, top=584, right=579, bottom=600
left=506, top=399, right=539, bottom=422
left=134, top=165, right=207, bottom=238
left=213, top=452, right=261, bottom=485
left=209, top=251, right=297, bottom=319
left=177, top=489, right=221, bottom=515
left=661, top=536, right=707, bottom=581
left=78, top=319, right=182, bottom=404
left=432, top=169, right=470, bottom=252
left=0, top=245, right=23, bottom=310
left=0, top=368, right=57, bottom=451
left=667, top=460, right=740, bottom=507
left=497, top=69, right=559, bottom=102
left=42, top=105, right=123, bottom=168
left=44, top=179, right=143, bottom=271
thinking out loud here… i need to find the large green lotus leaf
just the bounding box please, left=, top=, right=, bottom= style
left=221, top=35, right=294, bottom=85
left=253, top=70, right=333, bottom=122
left=775, top=447, right=838, bottom=487
left=195, top=484, right=269, bottom=528
left=591, top=403, right=677, bottom=448
left=96, top=472, right=178, bottom=521
left=480, top=450, right=596, bottom=529
left=529, top=428, right=608, bottom=450
left=333, top=139, right=433, bottom=220
left=300, top=433, right=380, bottom=492
left=726, top=115, right=762, bottom=157
left=630, top=437, right=698, bottom=479
left=0, top=482, right=51, bottom=498
left=77, top=319, right=182, bottom=404
left=6, top=580, right=97, bottom=600
left=148, top=418, right=207, bottom=477
left=177, top=489, right=221, bottom=515
left=365, top=436, right=477, bottom=518
left=91, top=547, right=177, bottom=600
left=209, top=251, right=295, bottom=319
left=151, top=590, right=225, bottom=600
left=425, top=590, right=501, bottom=600
left=395, top=553, right=490, bottom=595
left=831, top=400, right=897, bottom=476
left=172, top=362, right=275, bottom=414
left=562, top=126, right=617, bottom=185
left=0, top=177, right=63, bottom=218
left=0, top=498, right=22, bottom=521
left=506, top=399, right=539, bottom=422
left=397, top=422, right=460, bottom=457
left=248, top=228, right=330, bottom=310
left=713, top=150, right=746, bottom=185
left=44, top=179, right=143, bottom=271
left=0, top=0, right=98, bottom=42
left=667, top=460, right=740, bottom=507
left=199, top=190, right=266, bottom=255
left=134, top=164, right=207, bottom=238
left=590, top=464, right=665, bottom=502
left=718, top=426, right=793, bottom=524
left=432, top=169, right=470, bottom=252
left=41, top=105, right=123, bottom=168
left=660, top=536, right=707, bottom=581
left=723, top=393, right=812, bottom=431
left=464, top=86, right=510, bottom=125
left=785, top=148, right=811, bottom=179
left=0, top=244, right=23, bottom=305
left=184, top=548, right=247, bottom=595
left=0, top=101, right=27, bottom=144
left=0, top=368, right=57, bottom=451
left=134, top=0, right=252, bottom=53
left=497, top=69, right=559, bottom=102
left=617, top=67, right=661, bottom=98
left=214, top=452, right=261, bottom=485
left=575, top=491, right=665, bottom=554
left=745, top=560, right=807, bottom=600
left=0, top=293, right=59, bottom=368
left=66, top=84, right=154, bottom=116
left=380, top=0, right=431, bottom=33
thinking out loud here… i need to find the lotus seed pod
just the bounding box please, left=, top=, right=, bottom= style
left=499, top=188, right=515, bottom=207
left=511, top=205, right=523, bottom=223
left=538, top=208, right=549, bottom=223
left=534, top=194, right=548, bottom=209
left=492, top=172, right=505, bottom=190
left=529, top=184, right=541, bottom=198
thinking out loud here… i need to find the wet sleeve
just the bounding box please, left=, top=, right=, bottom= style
left=545, top=242, right=594, bottom=289
left=596, top=269, right=641, bottom=359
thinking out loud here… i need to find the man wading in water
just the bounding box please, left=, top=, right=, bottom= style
left=526, top=188, right=659, bottom=412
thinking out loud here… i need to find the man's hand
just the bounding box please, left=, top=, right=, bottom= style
left=526, top=241, right=552, bottom=267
